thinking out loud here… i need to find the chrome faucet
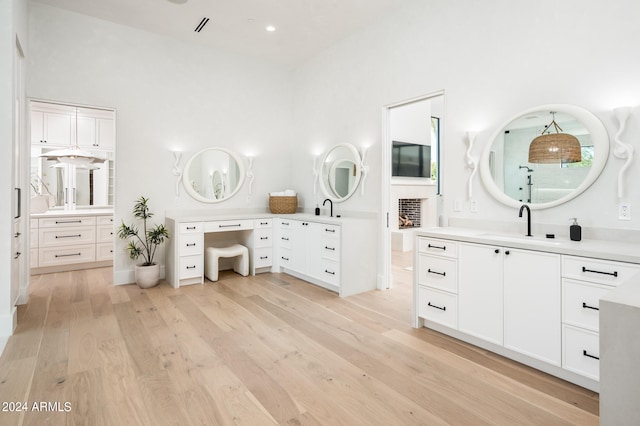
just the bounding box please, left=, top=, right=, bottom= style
left=323, top=198, right=333, bottom=217
left=519, top=204, right=532, bottom=237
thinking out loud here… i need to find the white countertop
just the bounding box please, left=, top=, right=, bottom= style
left=165, top=211, right=345, bottom=225
left=31, top=208, right=113, bottom=218
left=416, top=226, right=640, bottom=265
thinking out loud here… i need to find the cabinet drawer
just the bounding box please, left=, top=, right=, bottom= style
left=279, top=248, right=293, bottom=267
left=255, top=219, right=273, bottom=229
left=320, top=259, right=340, bottom=286
left=39, top=226, right=96, bottom=247
left=562, top=325, right=599, bottom=380
left=180, top=233, right=203, bottom=256
left=254, top=228, right=273, bottom=248
left=39, top=244, right=95, bottom=267
left=254, top=247, right=272, bottom=268
left=562, top=255, right=640, bottom=286
left=204, top=219, right=253, bottom=233
left=39, top=216, right=96, bottom=228
left=97, top=224, right=114, bottom=243
left=418, top=237, right=457, bottom=258
left=96, top=216, right=114, bottom=226
left=562, top=279, right=609, bottom=332
left=321, top=237, right=340, bottom=261
left=96, top=243, right=114, bottom=261
left=418, top=286, right=458, bottom=329
left=278, top=229, right=292, bottom=249
left=180, top=222, right=203, bottom=233
left=179, top=255, right=203, bottom=279
left=418, top=255, right=457, bottom=293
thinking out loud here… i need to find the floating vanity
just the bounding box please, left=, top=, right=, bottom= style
left=165, top=211, right=377, bottom=297
left=413, top=227, right=640, bottom=392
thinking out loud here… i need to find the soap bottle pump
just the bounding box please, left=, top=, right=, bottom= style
left=569, top=218, right=582, bottom=241
left=315, top=204, right=320, bottom=216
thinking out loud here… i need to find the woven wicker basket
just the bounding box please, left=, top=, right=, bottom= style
left=269, top=195, right=297, bottom=214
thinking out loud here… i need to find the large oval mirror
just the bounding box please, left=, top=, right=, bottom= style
left=480, top=104, right=609, bottom=209
left=319, top=143, right=363, bottom=202
left=182, top=148, right=245, bottom=203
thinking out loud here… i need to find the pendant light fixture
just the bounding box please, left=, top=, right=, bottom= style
left=40, top=107, right=105, bottom=166
left=528, top=111, right=582, bottom=164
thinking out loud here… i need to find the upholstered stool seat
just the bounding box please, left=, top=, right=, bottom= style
left=204, top=244, right=249, bottom=282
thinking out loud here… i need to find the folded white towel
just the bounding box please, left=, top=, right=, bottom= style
left=270, top=190, right=297, bottom=197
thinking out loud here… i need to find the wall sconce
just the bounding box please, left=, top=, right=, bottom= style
left=172, top=151, right=182, bottom=197
left=360, top=146, right=370, bottom=196
left=246, top=156, right=255, bottom=196
left=465, top=132, right=478, bottom=198
left=613, top=106, right=634, bottom=198
left=312, top=155, right=320, bottom=196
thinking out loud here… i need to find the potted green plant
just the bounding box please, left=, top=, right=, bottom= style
left=117, top=196, right=170, bottom=288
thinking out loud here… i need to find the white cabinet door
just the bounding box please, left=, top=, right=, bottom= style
left=76, top=115, right=96, bottom=148
left=305, top=222, right=323, bottom=280
left=504, top=249, right=561, bottom=366
left=289, top=220, right=307, bottom=274
left=458, top=243, right=504, bottom=346
left=44, top=111, right=73, bottom=146
left=31, top=111, right=44, bottom=144
left=96, top=118, right=115, bottom=149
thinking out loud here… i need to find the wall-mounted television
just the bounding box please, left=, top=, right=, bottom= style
left=392, top=141, right=431, bottom=178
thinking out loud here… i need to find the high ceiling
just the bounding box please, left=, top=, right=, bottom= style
left=33, top=0, right=406, bottom=66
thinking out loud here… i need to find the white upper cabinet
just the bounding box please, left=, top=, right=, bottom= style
left=31, top=109, right=72, bottom=146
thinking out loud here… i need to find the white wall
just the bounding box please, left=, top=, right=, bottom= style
left=292, top=0, right=640, bottom=238
left=27, top=3, right=295, bottom=283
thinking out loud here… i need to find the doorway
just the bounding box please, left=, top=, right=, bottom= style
left=380, top=92, right=444, bottom=295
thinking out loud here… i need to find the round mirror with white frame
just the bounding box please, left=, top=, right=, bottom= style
left=319, top=143, right=363, bottom=202
left=480, top=104, right=609, bottom=209
left=182, top=148, right=245, bottom=203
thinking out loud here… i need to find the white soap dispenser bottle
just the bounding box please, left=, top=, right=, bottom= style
left=570, top=218, right=582, bottom=241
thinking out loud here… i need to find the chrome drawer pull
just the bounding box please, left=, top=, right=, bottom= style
left=55, top=220, right=82, bottom=224
left=55, top=253, right=81, bottom=258
left=427, top=302, right=446, bottom=311
left=427, top=243, right=446, bottom=251
left=583, top=350, right=599, bottom=360
left=219, top=224, right=241, bottom=228
left=56, top=234, right=82, bottom=239
left=582, top=266, right=618, bottom=277
left=427, top=268, right=446, bottom=277
left=582, top=302, right=599, bottom=311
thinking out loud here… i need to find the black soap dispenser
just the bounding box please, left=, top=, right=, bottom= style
left=315, top=204, right=320, bottom=216
left=570, top=218, right=582, bottom=241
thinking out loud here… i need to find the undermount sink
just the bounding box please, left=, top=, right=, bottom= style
left=479, top=233, right=563, bottom=246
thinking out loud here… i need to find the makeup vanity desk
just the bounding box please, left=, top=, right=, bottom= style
left=164, top=211, right=377, bottom=297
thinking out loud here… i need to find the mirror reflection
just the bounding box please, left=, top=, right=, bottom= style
left=319, top=143, right=362, bottom=202
left=480, top=104, right=609, bottom=209
left=183, top=148, right=245, bottom=203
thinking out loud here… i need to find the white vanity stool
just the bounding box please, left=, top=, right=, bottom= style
left=204, top=244, right=249, bottom=282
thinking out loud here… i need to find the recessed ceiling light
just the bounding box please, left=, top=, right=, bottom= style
left=266, top=25, right=276, bottom=32
left=167, top=0, right=188, bottom=4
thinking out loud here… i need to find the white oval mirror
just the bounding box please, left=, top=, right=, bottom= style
left=480, top=104, right=609, bottom=209
left=182, top=148, right=245, bottom=203
left=319, top=143, right=362, bottom=202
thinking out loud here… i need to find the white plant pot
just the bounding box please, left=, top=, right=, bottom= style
left=135, top=263, right=160, bottom=289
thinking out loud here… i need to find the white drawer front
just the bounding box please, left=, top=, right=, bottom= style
left=39, top=226, right=96, bottom=247
left=255, top=219, right=273, bottom=229
left=96, top=216, right=114, bottom=226
left=96, top=243, right=114, bottom=261
left=97, top=224, right=114, bottom=243
left=254, top=247, right=272, bottom=268
left=418, top=237, right=457, bottom=258
left=39, top=244, right=95, bottom=267
left=279, top=248, right=293, bottom=267
left=180, top=234, right=203, bottom=256
left=179, top=255, right=203, bottom=279
left=562, top=255, right=640, bottom=286
left=321, top=237, right=340, bottom=261
left=179, top=222, right=203, bottom=234
left=418, top=255, right=457, bottom=293
left=418, top=286, right=458, bottom=329
left=278, top=229, right=292, bottom=249
left=279, top=219, right=294, bottom=228
left=204, top=219, right=253, bottom=233
left=320, top=224, right=340, bottom=239
left=562, top=325, right=599, bottom=380
left=562, top=279, right=609, bottom=332
left=39, top=216, right=96, bottom=228
left=320, top=259, right=340, bottom=286
left=254, top=228, right=273, bottom=248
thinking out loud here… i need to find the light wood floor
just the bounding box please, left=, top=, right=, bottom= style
left=0, top=251, right=598, bottom=425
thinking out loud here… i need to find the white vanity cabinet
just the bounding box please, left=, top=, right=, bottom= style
left=243, top=219, right=273, bottom=274
left=561, top=256, right=640, bottom=381
left=30, top=109, right=72, bottom=146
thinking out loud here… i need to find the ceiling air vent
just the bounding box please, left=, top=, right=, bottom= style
left=194, top=17, right=210, bottom=32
